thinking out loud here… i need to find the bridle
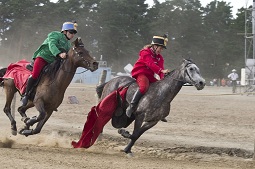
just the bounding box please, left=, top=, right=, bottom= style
left=171, top=61, right=198, bottom=86
left=183, top=62, right=199, bottom=86
left=61, top=44, right=91, bottom=74
left=72, top=45, right=92, bottom=69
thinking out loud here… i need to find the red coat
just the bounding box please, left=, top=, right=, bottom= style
left=131, top=47, right=165, bottom=83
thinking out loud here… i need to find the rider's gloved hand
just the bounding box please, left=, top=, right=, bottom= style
left=58, top=52, right=67, bottom=59
left=161, top=69, right=170, bottom=74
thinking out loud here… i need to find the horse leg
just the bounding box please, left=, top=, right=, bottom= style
left=21, top=111, right=52, bottom=136
left=123, top=119, right=158, bottom=155
left=3, top=87, right=18, bottom=135
left=18, top=101, right=34, bottom=122
left=31, top=111, right=52, bottom=135
left=19, top=101, right=47, bottom=136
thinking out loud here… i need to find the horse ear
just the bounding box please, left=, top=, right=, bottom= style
left=182, top=57, right=187, bottom=63
left=78, top=37, right=82, bottom=43
left=71, top=38, right=79, bottom=47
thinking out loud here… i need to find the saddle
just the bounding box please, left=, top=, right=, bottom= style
left=25, top=63, right=52, bottom=101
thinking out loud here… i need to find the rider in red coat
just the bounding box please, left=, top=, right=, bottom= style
left=126, top=34, right=170, bottom=119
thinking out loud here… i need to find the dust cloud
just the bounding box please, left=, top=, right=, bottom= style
left=0, top=131, right=72, bottom=149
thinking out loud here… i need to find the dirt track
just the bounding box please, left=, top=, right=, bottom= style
left=1, top=84, right=255, bottom=169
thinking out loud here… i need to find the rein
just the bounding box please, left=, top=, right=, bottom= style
left=75, top=69, right=89, bottom=74
left=169, top=62, right=196, bottom=85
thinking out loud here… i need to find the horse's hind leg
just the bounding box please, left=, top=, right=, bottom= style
left=3, top=85, right=18, bottom=135
left=123, top=119, right=158, bottom=155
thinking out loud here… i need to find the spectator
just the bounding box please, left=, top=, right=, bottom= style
left=228, top=69, right=239, bottom=93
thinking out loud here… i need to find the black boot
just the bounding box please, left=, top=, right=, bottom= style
left=22, top=76, right=36, bottom=106
left=126, top=90, right=143, bottom=117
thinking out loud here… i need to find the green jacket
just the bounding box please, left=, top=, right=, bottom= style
left=32, top=31, right=71, bottom=63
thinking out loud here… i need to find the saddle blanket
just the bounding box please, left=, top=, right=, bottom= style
left=72, top=87, right=128, bottom=148
left=3, top=59, right=31, bottom=94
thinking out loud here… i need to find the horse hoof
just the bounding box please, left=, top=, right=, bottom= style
left=126, top=152, right=134, bottom=158
left=18, top=128, right=25, bottom=135
left=11, top=130, right=17, bottom=136
left=21, top=129, right=32, bottom=137
left=118, top=129, right=131, bottom=138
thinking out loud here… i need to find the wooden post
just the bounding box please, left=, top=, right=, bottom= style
left=97, top=70, right=107, bottom=141
left=253, top=139, right=255, bottom=160
left=98, top=70, right=107, bottom=86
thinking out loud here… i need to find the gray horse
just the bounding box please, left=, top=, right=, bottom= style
left=96, top=59, right=206, bottom=155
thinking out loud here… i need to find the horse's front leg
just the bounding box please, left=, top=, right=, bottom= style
left=18, top=101, right=35, bottom=122
left=31, top=110, right=53, bottom=135
left=19, top=102, right=47, bottom=136
left=123, top=119, right=158, bottom=155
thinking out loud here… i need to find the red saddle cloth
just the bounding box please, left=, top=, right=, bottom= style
left=2, top=59, right=31, bottom=94
left=72, top=87, right=128, bottom=148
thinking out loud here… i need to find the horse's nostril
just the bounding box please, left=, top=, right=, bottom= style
left=93, top=62, right=99, bottom=69
left=199, top=81, right=205, bottom=86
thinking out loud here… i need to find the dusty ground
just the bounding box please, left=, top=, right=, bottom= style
left=0, top=84, right=255, bottom=169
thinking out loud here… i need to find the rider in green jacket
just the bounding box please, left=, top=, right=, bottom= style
left=22, top=21, right=78, bottom=106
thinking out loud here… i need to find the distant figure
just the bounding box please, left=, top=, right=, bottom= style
left=228, top=69, right=239, bottom=93
left=221, top=78, right=226, bottom=87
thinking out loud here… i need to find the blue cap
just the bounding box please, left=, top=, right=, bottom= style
left=61, top=22, right=78, bottom=33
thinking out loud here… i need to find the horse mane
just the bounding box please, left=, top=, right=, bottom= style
left=164, top=69, right=176, bottom=78
left=0, top=68, right=7, bottom=86
left=164, top=58, right=195, bottom=79
left=44, top=57, right=63, bottom=80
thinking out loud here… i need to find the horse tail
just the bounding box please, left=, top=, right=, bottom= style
left=0, top=67, right=7, bottom=87
left=96, top=82, right=107, bottom=99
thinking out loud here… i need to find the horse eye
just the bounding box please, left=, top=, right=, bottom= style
left=189, top=68, right=194, bottom=71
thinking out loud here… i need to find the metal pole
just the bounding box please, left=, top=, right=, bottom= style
left=245, top=7, right=247, bottom=64
left=253, top=0, right=255, bottom=59
left=253, top=0, right=255, bottom=84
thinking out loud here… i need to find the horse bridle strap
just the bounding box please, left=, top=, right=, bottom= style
left=72, top=46, right=91, bottom=68
left=60, top=45, right=90, bottom=74
left=183, top=63, right=198, bottom=86
left=172, top=62, right=196, bottom=85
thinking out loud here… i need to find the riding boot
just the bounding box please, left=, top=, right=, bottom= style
left=21, top=76, right=36, bottom=106
left=126, top=90, right=143, bottom=118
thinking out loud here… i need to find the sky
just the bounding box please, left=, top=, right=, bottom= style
left=145, top=0, right=253, bottom=17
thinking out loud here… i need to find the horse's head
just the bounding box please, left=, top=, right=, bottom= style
left=70, top=37, right=98, bottom=71
left=180, top=59, right=205, bottom=90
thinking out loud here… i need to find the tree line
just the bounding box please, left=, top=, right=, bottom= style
left=0, top=0, right=252, bottom=80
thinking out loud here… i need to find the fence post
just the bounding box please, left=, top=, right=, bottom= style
left=97, top=70, right=107, bottom=141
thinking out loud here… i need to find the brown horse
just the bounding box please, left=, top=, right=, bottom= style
left=1, top=37, right=98, bottom=136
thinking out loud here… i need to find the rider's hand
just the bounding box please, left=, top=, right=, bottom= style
left=161, top=69, right=170, bottom=74
left=59, top=52, right=66, bottom=59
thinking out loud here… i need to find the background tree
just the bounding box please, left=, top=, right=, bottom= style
left=0, top=0, right=251, bottom=80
